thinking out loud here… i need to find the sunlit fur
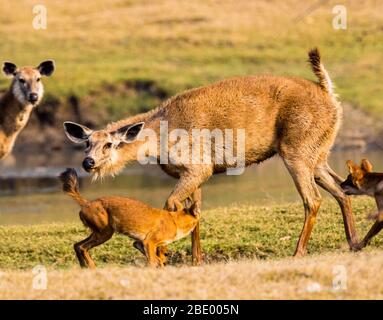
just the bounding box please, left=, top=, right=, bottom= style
left=0, top=64, right=52, bottom=160
left=60, top=168, right=199, bottom=268
left=65, top=48, right=358, bottom=259
left=341, top=159, right=383, bottom=249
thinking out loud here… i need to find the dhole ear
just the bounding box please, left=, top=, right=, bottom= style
left=360, top=159, right=373, bottom=173
left=115, top=122, right=144, bottom=143
left=346, top=160, right=357, bottom=174
left=63, top=121, right=93, bottom=144
left=347, top=160, right=364, bottom=188
left=3, top=62, right=17, bottom=77
left=38, top=60, right=55, bottom=76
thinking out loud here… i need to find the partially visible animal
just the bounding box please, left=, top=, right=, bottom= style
left=341, top=159, right=383, bottom=249
left=59, top=168, right=199, bottom=268
left=63, top=48, right=358, bottom=263
left=0, top=60, right=55, bottom=159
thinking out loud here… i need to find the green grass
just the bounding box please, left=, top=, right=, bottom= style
left=0, top=1, right=382, bottom=121
left=0, top=197, right=381, bottom=270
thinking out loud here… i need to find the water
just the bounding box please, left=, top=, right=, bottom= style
left=0, top=148, right=382, bottom=225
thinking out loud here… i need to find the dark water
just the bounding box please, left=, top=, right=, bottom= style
left=0, top=148, right=382, bottom=225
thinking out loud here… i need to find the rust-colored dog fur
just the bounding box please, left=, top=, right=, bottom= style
left=59, top=168, right=199, bottom=268
left=341, top=159, right=383, bottom=249
left=0, top=61, right=55, bottom=159
left=64, top=48, right=358, bottom=261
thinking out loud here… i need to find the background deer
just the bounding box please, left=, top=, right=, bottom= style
left=0, top=60, right=55, bottom=160
left=60, top=168, right=199, bottom=268
left=63, top=48, right=358, bottom=264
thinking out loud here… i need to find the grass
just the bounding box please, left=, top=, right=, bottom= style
left=2, top=250, right=383, bottom=299
left=0, top=197, right=383, bottom=299
left=0, top=197, right=381, bottom=270
left=0, top=0, right=382, bottom=121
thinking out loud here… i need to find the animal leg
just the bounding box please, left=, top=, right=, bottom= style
left=314, top=163, right=359, bottom=249
left=74, top=229, right=114, bottom=269
left=284, top=159, right=322, bottom=257
left=357, top=221, right=383, bottom=249
left=164, top=167, right=211, bottom=266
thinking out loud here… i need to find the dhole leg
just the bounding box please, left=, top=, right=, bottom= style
left=157, top=246, right=168, bottom=266
left=284, top=160, right=322, bottom=257
left=143, top=240, right=160, bottom=268
left=74, top=230, right=113, bottom=269
left=314, top=164, right=359, bottom=249
left=74, top=235, right=93, bottom=268
left=357, top=221, right=383, bottom=249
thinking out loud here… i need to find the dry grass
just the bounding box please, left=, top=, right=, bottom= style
left=1, top=250, right=383, bottom=299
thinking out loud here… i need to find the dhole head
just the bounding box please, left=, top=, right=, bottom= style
left=2, top=60, right=55, bottom=106
left=63, top=121, right=144, bottom=179
left=340, top=159, right=373, bottom=195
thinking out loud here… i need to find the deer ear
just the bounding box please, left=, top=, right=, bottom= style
left=115, top=122, right=144, bottom=143
left=38, top=60, right=55, bottom=76
left=360, top=159, right=373, bottom=173
left=63, top=121, right=93, bottom=144
left=3, top=62, right=17, bottom=77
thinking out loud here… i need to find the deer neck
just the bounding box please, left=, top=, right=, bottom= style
left=0, top=86, right=34, bottom=156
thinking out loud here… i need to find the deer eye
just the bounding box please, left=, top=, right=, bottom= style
left=36, top=78, right=41, bottom=82
left=104, top=142, right=113, bottom=150
left=19, top=78, right=25, bottom=84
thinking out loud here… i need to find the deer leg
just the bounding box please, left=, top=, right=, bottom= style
left=164, top=166, right=212, bottom=266
left=284, top=159, right=322, bottom=257
left=190, top=187, right=202, bottom=266
left=314, top=164, right=359, bottom=249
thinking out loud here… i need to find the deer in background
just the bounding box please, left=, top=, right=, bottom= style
left=63, top=48, right=359, bottom=264
left=0, top=60, right=55, bottom=160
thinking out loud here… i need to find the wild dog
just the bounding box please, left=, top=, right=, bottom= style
left=0, top=60, right=55, bottom=159
left=341, top=159, right=383, bottom=249
left=63, top=48, right=358, bottom=263
left=59, top=168, right=199, bottom=268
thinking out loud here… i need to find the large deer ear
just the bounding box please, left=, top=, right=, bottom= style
left=360, top=159, right=373, bottom=173
left=38, top=60, right=55, bottom=76
left=63, top=121, right=93, bottom=143
left=2, top=62, right=17, bottom=77
left=114, top=122, right=144, bottom=143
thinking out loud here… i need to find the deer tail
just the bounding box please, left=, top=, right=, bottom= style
left=308, top=47, right=335, bottom=97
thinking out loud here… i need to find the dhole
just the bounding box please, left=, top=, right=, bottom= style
left=59, top=168, right=199, bottom=268
left=341, top=159, right=383, bottom=249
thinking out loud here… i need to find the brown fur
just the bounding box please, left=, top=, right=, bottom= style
left=59, top=168, right=199, bottom=268
left=64, top=48, right=358, bottom=262
left=341, top=159, right=383, bottom=249
left=0, top=61, right=54, bottom=159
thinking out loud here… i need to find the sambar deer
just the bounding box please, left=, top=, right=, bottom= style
left=0, top=60, right=55, bottom=159
left=63, top=48, right=358, bottom=264
left=60, top=168, right=199, bottom=268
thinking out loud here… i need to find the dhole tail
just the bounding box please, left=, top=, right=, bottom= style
left=308, top=47, right=335, bottom=97
left=59, top=168, right=88, bottom=206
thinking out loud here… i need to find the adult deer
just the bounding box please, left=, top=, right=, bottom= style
left=64, top=48, right=358, bottom=264
left=0, top=60, right=55, bottom=159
